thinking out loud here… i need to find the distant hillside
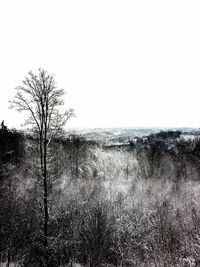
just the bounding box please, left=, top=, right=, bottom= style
left=65, top=127, right=200, bottom=143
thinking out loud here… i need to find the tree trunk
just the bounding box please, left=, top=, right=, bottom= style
left=40, top=126, right=49, bottom=265
left=7, top=247, right=10, bottom=267
left=43, top=167, right=48, bottom=266
left=43, top=170, right=48, bottom=247
left=43, top=111, right=49, bottom=266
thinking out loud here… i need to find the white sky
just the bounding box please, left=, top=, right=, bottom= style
left=0, top=0, right=200, bottom=129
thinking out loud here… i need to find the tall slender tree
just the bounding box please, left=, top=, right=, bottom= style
left=10, top=68, right=74, bottom=264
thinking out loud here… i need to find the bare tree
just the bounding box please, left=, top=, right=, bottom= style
left=10, top=68, right=75, bottom=263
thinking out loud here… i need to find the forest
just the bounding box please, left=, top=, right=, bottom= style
left=1, top=122, right=200, bottom=267
left=1, top=69, right=200, bottom=267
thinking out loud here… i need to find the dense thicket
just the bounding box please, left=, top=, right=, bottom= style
left=1, top=128, right=200, bottom=266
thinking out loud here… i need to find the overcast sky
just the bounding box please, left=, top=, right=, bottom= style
left=0, top=0, right=200, bottom=129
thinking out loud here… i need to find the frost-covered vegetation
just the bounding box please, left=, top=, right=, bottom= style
left=1, top=125, right=200, bottom=266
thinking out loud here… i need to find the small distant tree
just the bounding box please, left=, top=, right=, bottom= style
left=10, top=68, right=75, bottom=264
